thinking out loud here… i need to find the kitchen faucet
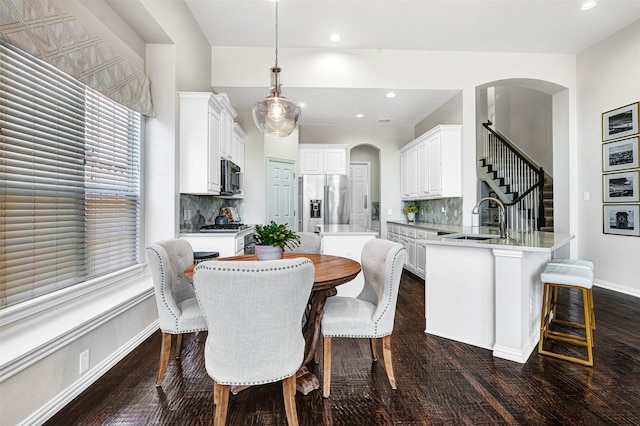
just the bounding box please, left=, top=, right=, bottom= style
left=472, top=197, right=508, bottom=239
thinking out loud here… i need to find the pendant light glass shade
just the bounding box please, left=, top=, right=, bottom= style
left=251, top=1, right=301, bottom=138
left=252, top=67, right=301, bottom=138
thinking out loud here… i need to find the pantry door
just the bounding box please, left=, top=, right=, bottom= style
left=266, top=158, right=298, bottom=229
left=349, top=162, right=370, bottom=229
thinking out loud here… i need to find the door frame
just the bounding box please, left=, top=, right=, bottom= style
left=265, top=157, right=298, bottom=228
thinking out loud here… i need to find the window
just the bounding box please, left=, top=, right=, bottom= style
left=0, top=41, right=141, bottom=308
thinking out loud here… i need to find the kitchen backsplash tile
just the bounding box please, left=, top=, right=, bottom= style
left=179, top=194, right=244, bottom=233
left=402, top=197, right=462, bottom=226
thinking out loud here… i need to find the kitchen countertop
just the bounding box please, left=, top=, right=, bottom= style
left=422, top=226, right=574, bottom=253
left=317, top=224, right=378, bottom=236
left=386, top=220, right=462, bottom=234
left=179, top=225, right=255, bottom=238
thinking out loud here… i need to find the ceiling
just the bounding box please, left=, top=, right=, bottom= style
left=110, top=0, right=640, bottom=127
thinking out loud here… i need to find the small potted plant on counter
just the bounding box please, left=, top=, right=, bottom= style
left=253, top=222, right=300, bottom=260
left=403, top=205, right=419, bottom=222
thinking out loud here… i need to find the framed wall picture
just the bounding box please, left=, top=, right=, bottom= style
left=602, top=102, right=639, bottom=141
left=602, top=136, right=639, bottom=172
left=603, top=204, right=640, bottom=236
left=603, top=171, right=639, bottom=203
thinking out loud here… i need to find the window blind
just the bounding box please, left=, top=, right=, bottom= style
left=0, top=41, right=141, bottom=308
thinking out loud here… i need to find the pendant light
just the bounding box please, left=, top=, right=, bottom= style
left=251, top=0, right=301, bottom=138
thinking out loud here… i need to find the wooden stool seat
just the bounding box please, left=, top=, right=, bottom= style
left=538, top=263, right=595, bottom=366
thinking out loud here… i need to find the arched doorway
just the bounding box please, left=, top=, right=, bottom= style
left=475, top=78, right=570, bottom=238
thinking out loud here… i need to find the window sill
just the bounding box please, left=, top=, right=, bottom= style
left=0, top=264, right=154, bottom=381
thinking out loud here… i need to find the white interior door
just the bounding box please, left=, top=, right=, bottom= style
left=266, top=158, right=297, bottom=228
left=349, top=162, right=370, bottom=229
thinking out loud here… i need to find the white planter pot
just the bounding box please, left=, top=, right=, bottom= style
left=406, top=212, right=416, bottom=222
left=255, top=245, right=283, bottom=260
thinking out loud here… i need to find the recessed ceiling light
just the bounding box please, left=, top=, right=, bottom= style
left=356, top=113, right=364, bottom=118
left=386, top=92, right=396, bottom=98
left=581, top=1, right=597, bottom=10
left=299, top=102, right=307, bottom=108
left=330, top=34, right=341, bottom=42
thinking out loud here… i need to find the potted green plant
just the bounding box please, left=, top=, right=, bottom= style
left=403, top=205, right=418, bottom=222
left=253, top=222, right=300, bottom=260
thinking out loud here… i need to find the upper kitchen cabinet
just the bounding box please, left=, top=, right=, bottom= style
left=233, top=123, right=246, bottom=170
left=179, top=92, right=224, bottom=194
left=179, top=92, right=246, bottom=195
left=299, top=144, right=348, bottom=175
left=400, top=125, right=462, bottom=200
left=400, top=145, right=418, bottom=199
left=214, top=93, right=245, bottom=167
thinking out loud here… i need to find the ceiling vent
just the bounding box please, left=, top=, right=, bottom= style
left=377, top=118, right=392, bottom=123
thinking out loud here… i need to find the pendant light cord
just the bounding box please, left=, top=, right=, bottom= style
left=274, top=1, right=279, bottom=69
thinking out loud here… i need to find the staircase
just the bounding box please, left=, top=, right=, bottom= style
left=478, top=122, right=553, bottom=233
left=541, top=176, right=554, bottom=232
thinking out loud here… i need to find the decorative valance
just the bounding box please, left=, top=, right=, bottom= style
left=0, top=0, right=155, bottom=117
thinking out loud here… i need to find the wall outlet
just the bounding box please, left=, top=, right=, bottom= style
left=387, top=208, right=393, bottom=216
left=529, top=297, right=534, bottom=314
left=79, top=350, right=89, bottom=375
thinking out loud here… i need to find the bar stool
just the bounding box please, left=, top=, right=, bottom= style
left=547, top=258, right=595, bottom=328
left=539, top=263, right=595, bottom=366
left=549, top=258, right=594, bottom=270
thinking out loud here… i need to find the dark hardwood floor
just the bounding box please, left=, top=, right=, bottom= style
left=45, top=272, right=640, bottom=425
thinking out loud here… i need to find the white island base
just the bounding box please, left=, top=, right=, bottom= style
left=424, top=230, right=573, bottom=363
left=318, top=224, right=378, bottom=297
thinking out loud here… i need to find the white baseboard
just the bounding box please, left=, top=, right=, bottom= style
left=20, top=321, right=159, bottom=426
left=594, top=279, right=640, bottom=299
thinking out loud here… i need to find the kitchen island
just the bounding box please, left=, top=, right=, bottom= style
left=422, top=227, right=574, bottom=363
left=317, top=224, right=378, bottom=297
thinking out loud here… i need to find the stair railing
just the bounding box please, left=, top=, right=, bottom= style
left=481, top=122, right=546, bottom=232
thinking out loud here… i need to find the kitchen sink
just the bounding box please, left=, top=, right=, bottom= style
left=441, top=234, right=497, bottom=241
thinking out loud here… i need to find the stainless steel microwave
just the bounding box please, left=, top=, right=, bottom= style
left=221, top=159, right=242, bottom=195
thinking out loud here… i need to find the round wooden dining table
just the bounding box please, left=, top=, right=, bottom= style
left=184, top=252, right=361, bottom=395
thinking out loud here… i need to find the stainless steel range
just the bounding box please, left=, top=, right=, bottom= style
left=199, top=223, right=249, bottom=233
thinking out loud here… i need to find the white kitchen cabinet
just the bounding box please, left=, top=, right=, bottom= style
left=233, top=123, right=246, bottom=170
left=415, top=229, right=435, bottom=278
left=299, top=144, right=348, bottom=175
left=400, top=145, right=418, bottom=199
left=426, top=125, right=461, bottom=198
left=400, top=125, right=462, bottom=200
left=179, top=92, right=246, bottom=195
left=181, top=227, right=253, bottom=258
left=179, top=92, right=224, bottom=194
left=386, top=223, right=437, bottom=279
left=400, top=151, right=409, bottom=198
left=214, top=93, right=245, bottom=167
left=416, top=139, right=429, bottom=197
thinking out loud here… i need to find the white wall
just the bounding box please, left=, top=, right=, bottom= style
left=0, top=1, right=215, bottom=425
left=212, top=47, right=577, bottom=233
left=577, top=20, right=640, bottom=295
left=494, top=86, right=553, bottom=173
left=415, top=91, right=463, bottom=136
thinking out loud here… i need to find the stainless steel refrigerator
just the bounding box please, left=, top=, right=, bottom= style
left=298, top=174, right=350, bottom=232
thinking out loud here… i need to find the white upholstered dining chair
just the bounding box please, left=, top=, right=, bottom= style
left=320, top=238, right=406, bottom=398
left=286, top=232, right=322, bottom=254
left=146, top=239, right=207, bottom=386
left=193, top=258, right=315, bottom=426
